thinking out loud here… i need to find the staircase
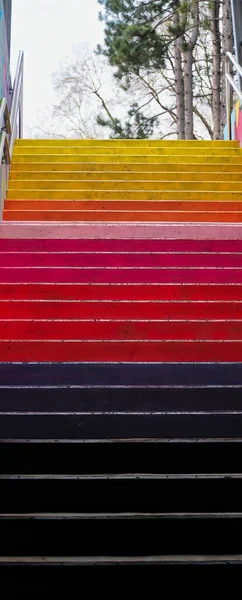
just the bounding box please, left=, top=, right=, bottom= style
left=1, top=138, right=242, bottom=586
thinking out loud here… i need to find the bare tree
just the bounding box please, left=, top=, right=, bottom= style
left=208, top=0, right=222, bottom=139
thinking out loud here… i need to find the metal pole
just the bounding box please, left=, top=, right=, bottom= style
left=225, top=56, right=232, bottom=140
left=19, top=77, right=23, bottom=138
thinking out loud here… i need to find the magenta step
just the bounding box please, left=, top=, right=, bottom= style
left=0, top=300, right=241, bottom=319
left=0, top=267, right=242, bottom=283
left=0, top=283, right=241, bottom=301
left=1, top=238, right=242, bottom=253
left=1, top=252, right=242, bottom=268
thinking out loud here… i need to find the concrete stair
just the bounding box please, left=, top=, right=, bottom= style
left=1, top=139, right=242, bottom=584
left=4, top=139, right=242, bottom=222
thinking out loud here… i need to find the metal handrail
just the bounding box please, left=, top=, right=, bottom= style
left=225, top=52, right=242, bottom=140
left=0, top=98, right=11, bottom=165
left=9, top=50, right=24, bottom=157
left=0, top=51, right=24, bottom=218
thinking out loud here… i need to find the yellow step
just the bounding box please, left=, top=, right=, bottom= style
left=10, top=162, right=242, bottom=172
left=8, top=180, right=242, bottom=192
left=13, top=146, right=242, bottom=156
left=7, top=190, right=242, bottom=201
left=14, top=139, right=239, bottom=147
left=11, top=154, right=242, bottom=164
left=9, top=170, right=242, bottom=182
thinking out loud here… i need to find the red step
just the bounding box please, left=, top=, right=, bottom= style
left=0, top=300, right=241, bottom=320
left=1, top=320, right=242, bottom=340
left=0, top=283, right=240, bottom=301
left=0, top=340, right=241, bottom=362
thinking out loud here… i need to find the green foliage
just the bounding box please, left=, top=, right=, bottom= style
left=97, top=0, right=174, bottom=79
left=97, top=102, right=159, bottom=138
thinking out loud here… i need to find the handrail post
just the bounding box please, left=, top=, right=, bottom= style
left=226, top=54, right=232, bottom=140
left=19, top=75, right=23, bottom=138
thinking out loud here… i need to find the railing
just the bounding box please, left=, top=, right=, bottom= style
left=0, top=51, right=24, bottom=218
left=225, top=51, right=242, bottom=140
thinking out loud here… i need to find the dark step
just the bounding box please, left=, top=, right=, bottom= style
left=1, top=386, right=242, bottom=412
left=1, top=362, right=242, bottom=386
left=0, top=412, right=242, bottom=440
left=0, top=476, right=242, bottom=513
left=1, top=441, right=241, bottom=474
left=0, top=514, right=242, bottom=556
left=0, top=562, right=241, bottom=592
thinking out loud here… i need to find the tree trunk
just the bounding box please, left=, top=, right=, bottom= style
left=173, top=4, right=185, bottom=139
left=221, top=0, right=233, bottom=137
left=209, top=0, right=222, bottom=139
left=181, top=0, right=199, bottom=139
left=183, top=48, right=194, bottom=139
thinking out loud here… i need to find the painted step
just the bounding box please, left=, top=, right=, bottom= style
left=1, top=476, right=242, bottom=513
left=2, top=251, right=242, bottom=267
left=14, top=139, right=239, bottom=146
left=2, top=223, right=242, bottom=239
left=1, top=267, right=242, bottom=283
left=2, top=237, right=242, bottom=252
left=13, top=146, right=242, bottom=155
left=1, top=514, right=241, bottom=556
left=0, top=284, right=240, bottom=302
left=1, top=362, right=241, bottom=387
left=9, top=170, right=242, bottom=181
left=2, top=320, right=242, bottom=341
left=1, top=301, right=241, bottom=319
left=2, top=238, right=242, bottom=252
left=5, top=210, right=242, bottom=223
left=11, top=154, right=242, bottom=163
left=1, top=439, right=241, bottom=474
left=0, top=340, right=242, bottom=362
left=11, top=162, right=242, bottom=173
left=7, top=201, right=242, bottom=212
left=8, top=181, right=242, bottom=191
left=7, top=190, right=242, bottom=201
left=1, top=386, right=242, bottom=412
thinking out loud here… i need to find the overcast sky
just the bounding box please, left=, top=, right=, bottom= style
left=11, top=0, right=104, bottom=135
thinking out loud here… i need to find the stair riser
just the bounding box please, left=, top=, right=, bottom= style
left=13, top=147, right=242, bottom=155
left=5, top=210, right=242, bottom=222
left=8, top=182, right=242, bottom=191
left=1, top=412, right=242, bottom=438
left=11, top=162, right=242, bottom=172
left=12, top=155, right=242, bottom=163
left=0, top=283, right=240, bottom=301
left=1, top=517, right=242, bottom=556
left=7, top=201, right=242, bottom=211
left=10, top=171, right=242, bottom=181
left=1, top=238, right=242, bottom=252
left=14, top=140, right=239, bottom=146
left=1, top=321, right=242, bottom=341
left=0, top=387, right=241, bottom=412
left=1, top=340, right=242, bottom=361
left=7, top=190, right=242, bottom=200
left=1, top=252, right=242, bottom=267
left=1, top=441, right=241, bottom=474
left=0, top=362, right=241, bottom=386
left=1, top=303, right=242, bottom=320
left=1, top=223, right=242, bottom=239
left=0, top=479, right=241, bottom=513
left=0, top=268, right=242, bottom=283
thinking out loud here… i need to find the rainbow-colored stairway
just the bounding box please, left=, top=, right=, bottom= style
left=1, top=139, right=242, bottom=583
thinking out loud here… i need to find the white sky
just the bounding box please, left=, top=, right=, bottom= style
left=11, top=0, right=104, bottom=135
